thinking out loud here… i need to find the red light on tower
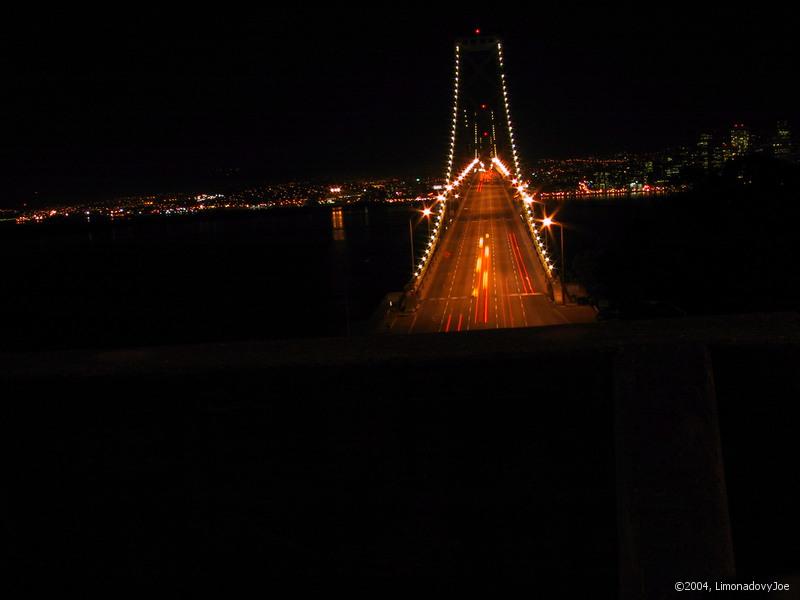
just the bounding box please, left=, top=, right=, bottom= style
left=480, top=103, right=487, bottom=109
left=474, top=28, right=481, bottom=35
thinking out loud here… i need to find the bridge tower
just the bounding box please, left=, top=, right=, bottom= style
left=445, top=36, right=524, bottom=183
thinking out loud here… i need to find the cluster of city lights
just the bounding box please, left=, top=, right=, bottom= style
left=540, top=184, right=668, bottom=199
left=497, top=42, right=523, bottom=181
left=413, top=158, right=480, bottom=284
left=446, top=45, right=461, bottom=182
left=492, top=157, right=557, bottom=279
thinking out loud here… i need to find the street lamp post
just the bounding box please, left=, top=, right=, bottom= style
left=408, top=217, right=415, bottom=276
left=422, top=207, right=432, bottom=238
left=542, top=216, right=567, bottom=303
left=409, top=207, right=436, bottom=281
left=559, top=224, right=565, bottom=296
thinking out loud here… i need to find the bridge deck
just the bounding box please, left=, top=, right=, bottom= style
left=397, top=171, right=595, bottom=333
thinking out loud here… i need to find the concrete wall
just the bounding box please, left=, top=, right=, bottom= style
left=4, top=313, right=799, bottom=595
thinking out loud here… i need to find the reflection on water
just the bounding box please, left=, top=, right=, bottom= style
left=1, top=205, right=414, bottom=350
left=331, top=206, right=345, bottom=240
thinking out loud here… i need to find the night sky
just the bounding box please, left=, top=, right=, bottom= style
left=2, top=6, right=798, bottom=205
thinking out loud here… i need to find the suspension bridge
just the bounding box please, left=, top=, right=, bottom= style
left=388, top=35, right=596, bottom=333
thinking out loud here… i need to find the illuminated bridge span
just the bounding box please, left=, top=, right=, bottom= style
left=394, top=36, right=595, bottom=333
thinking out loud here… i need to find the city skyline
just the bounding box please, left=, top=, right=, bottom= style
left=5, top=117, right=793, bottom=217
left=3, top=8, right=799, bottom=206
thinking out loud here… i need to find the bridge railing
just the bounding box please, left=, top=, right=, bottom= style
left=492, top=157, right=557, bottom=285
left=403, top=159, right=480, bottom=305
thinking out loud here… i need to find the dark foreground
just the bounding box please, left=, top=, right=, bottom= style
left=5, top=314, right=800, bottom=595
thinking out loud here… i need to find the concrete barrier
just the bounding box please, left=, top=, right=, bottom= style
left=4, top=313, right=799, bottom=590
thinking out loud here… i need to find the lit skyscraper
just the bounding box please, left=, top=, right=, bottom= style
left=697, top=132, right=712, bottom=171
left=773, top=120, right=791, bottom=158
left=730, top=123, right=751, bottom=157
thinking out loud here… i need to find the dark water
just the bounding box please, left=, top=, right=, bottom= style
left=4, top=190, right=798, bottom=351
left=1, top=205, right=422, bottom=351
left=545, top=190, right=800, bottom=317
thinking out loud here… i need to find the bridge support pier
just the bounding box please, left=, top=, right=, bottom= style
left=552, top=279, right=566, bottom=305
left=544, top=280, right=552, bottom=302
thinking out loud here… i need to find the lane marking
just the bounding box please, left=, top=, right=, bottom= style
left=511, top=231, right=531, bottom=294
left=433, top=185, right=474, bottom=332
left=484, top=281, right=489, bottom=323
left=426, top=296, right=470, bottom=301
left=489, top=190, right=500, bottom=328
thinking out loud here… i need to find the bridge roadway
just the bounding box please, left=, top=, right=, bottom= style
left=400, top=170, right=595, bottom=333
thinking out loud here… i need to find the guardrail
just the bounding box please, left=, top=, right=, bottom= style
left=405, top=159, right=480, bottom=299
left=491, top=157, right=557, bottom=284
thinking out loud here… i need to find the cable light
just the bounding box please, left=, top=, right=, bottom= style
left=496, top=41, right=523, bottom=180
left=445, top=45, right=461, bottom=182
